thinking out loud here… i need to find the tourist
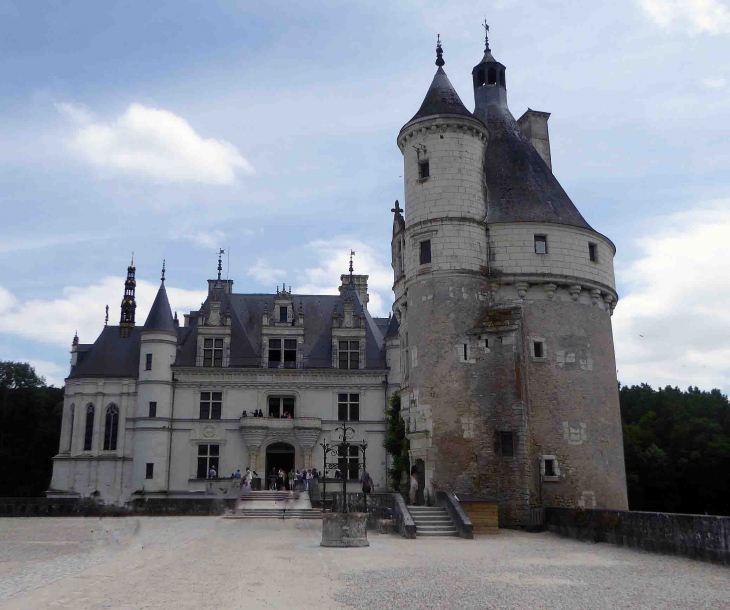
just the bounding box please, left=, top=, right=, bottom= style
left=277, top=468, right=285, bottom=490
left=360, top=470, right=373, bottom=501
left=242, top=410, right=247, bottom=417
left=208, top=465, right=217, bottom=479
left=409, top=469, right=418, bottom=506
left=233, top=469, right=242, bottom=489
left=288, top=468, right=295, bottom=491
left=269, top=468, right=277, bottom=491
left=334, top=467, right=342, bottom=479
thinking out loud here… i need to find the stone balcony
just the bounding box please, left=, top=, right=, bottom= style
left=239, top=416, right=322, bottom=451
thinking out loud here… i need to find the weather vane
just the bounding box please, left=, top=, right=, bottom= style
left=483, top=18, right=490, bottom=52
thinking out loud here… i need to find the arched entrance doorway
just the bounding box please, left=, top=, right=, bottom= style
left=265, top=442, right=295, bottom=486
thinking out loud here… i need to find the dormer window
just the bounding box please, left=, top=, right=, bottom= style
left=204, top=338, right=223, bottom=367
left=268, top=338, right=298, bottom=369
left=279, top=306, right=287, bottom=323
left=268, top=339, right=281, bottom=368
left=339, top=341, right=360, bottom=370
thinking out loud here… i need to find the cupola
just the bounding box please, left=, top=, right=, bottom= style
left=472, top=20, right=508, bottom=117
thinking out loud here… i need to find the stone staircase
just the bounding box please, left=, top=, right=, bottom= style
left=409, top=506, right=459, bottom=537
left=225, top=490, right=322, bottom=520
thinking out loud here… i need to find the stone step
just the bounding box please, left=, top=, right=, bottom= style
left=417, top=530, right=459, bottom=537
left=412, top=517, right=453, bottom=524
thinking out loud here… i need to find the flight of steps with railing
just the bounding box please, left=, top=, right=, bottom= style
left=227, top=490, right=322, bottom=520
left=409, top=506, right=459, bottom=537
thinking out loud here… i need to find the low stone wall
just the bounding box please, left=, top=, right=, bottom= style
left=0, top=497, right=236, bottom=517
left=546, top=507, right=730, bottom=565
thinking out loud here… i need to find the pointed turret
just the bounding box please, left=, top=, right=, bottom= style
left=143, top=260, right=176, bottom=332
left=120, top=257, right=137, bottom=338
left=409, top=35, right=472, bottom=123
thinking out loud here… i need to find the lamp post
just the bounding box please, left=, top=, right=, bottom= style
left=319, top=422, right=368, bottom=513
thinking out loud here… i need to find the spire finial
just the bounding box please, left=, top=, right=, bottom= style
left=483, top=18, right=490, bottom=52
left=349, top=250, right=356, bottom=288
left=130, top=252, right=134, bottom=267
left=72, top=331, right=79, bottom=346
left=435, top=34, right=444, bottom=67
left=105, top=304, right=109, bottom=326
left=391, top=200, right=403, bottom=216
left=161, top=259, right=166, bottom=284
left=217, top=249, right=224, bottom=281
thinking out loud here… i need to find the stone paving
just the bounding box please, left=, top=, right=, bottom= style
left=1, top=517, right=728, bottom=609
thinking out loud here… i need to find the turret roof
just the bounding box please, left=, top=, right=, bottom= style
left=143, top=283, right=177, bottom=332
left=409, top=67, right=473, bottom=123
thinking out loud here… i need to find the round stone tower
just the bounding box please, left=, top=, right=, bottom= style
left=393, top=32, right=627, bottom=524
left=132, top=264, right=178, bottom=492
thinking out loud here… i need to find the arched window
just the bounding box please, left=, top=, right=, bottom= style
left=477, top=69, right=485, bottom=87
left=68, top=404, right=75, bottom=452
left=83, top=404, right=95, bottom=451
left=500, top=69, right=506, bottom=87
left=488, top=67, right=497, bottom=85
left=103, top=404, right=119, bottom=451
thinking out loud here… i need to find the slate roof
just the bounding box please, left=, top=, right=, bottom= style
left=408, top=67, right=473, bottom=124
left=384, top=314, right=400, bottom=339
left=373, top=317, right=390, bottom=337
left=69, top=327, right=141, bottom=378
left=176, top=289, right=387, bottom=370
left=143, top=283, right=176, bottom=332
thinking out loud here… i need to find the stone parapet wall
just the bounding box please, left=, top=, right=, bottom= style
left=489, top=222, right=616, bottom=291
left=546, top=507, right=730, bottom=565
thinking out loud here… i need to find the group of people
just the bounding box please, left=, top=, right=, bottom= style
left=229, top=467, right=258, bottom=492
left=268, top=468, right=319, bottom=491
left=241, top=410, right=293, bottom=419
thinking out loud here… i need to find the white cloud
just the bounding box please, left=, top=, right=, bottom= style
left=638, top=0, right=730, bottom=35
left=57, top=102, right=254, bottom=185
left=0, top=277, right=206, bottom=351
left=613, top=201, right=730, bottom=393
left=172, top=229, right=227, bottom=249
left=703, top=77, right=728, bottom=88
left=247, top=259, right=286, bottom=284
left=294, top=239, right=393, bottom=317
left=25, top=359, right=68, bottom=388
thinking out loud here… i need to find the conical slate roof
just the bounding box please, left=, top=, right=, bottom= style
left=409, top=67, right=473, bottom=122
left=478, top=103, right=593, bottom=230
left=143, top=283, right=176, bottom=332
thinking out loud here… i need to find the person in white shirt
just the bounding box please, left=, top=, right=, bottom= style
left=409, top=470, right=418, bottom=506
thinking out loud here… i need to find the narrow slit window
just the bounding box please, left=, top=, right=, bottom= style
left=279, top=306, right=287, bottom=323
left=145, top=353, right=152, bottom=370
left=463, top=344, right=468, bottom=360
left=146, top=463, right=154, bottom=479
left=533, top=341, right=544, bottom=359
left=500, top=432, right=515, bottom=458
left=419, top=240, right=431, bottom=264
left=418, top=161, right=429, bottom=179
left=589, top=243, right=597, bottom=262
left=149, top=401, right=157, bottom=418
left=83, top=404, right=94, bottom=451
left=534, top=235, right=547, bottom=254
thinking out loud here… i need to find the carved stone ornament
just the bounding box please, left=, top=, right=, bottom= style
left=203, top=425, right=216, bottom=438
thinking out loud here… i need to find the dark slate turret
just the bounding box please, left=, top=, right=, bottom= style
left=144, top=261, right=176, bottom=332
left=473, top=27, right=593, bottom=231
left=409, top=36, right=472, bottom=123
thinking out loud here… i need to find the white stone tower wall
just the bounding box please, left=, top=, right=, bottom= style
left=132, top=330, right=177, bottom=491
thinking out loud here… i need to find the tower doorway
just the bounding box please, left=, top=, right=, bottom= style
left=265, top=442, right=295, bottom=488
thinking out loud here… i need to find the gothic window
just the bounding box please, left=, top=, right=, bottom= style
left=83, top=404, right=94, bottom=451
left=199, top=392, right=222, bottom=420
left=103, top=404, right=119, bottom=451
left=204, top=338, right=223, bottom=367
left=499, top=431, right=515, bottom=458
left=338, top=341, right=360, bottom=369
left=268, top=396, right=294, bottom=418
left=337, top=393, right=360, bottom=422
left=488, top=67, right=497, bottom=84
left=419, top=240, right=431, bottom=264
left=149, top=402, right=157, bottom=418
left=534, top=235, right=547, bottom=254
left=338, top=445, right=360, bottom=480
left=145, top=353, right=152, bottom=370
left=197, top=444, right=219, bottom=478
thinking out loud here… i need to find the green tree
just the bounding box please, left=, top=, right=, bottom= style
left=620, top=383, right=730, bottom=515
left=383, top=392, right=409, bottom=490
left=0, top=361, right=63, bottom=496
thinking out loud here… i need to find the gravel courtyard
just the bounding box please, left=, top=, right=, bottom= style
left=1, top=517, right=728, bottom=609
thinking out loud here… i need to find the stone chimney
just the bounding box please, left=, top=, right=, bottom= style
left=517, top=109, right=552, bottom=171
left=340, top=274, right=369, bottom=309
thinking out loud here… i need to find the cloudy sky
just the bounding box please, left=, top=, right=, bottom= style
left=1, top=0, right=728, bottom=392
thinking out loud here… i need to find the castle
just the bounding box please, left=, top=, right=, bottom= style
left=50, top=29, right=628, bottom=525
